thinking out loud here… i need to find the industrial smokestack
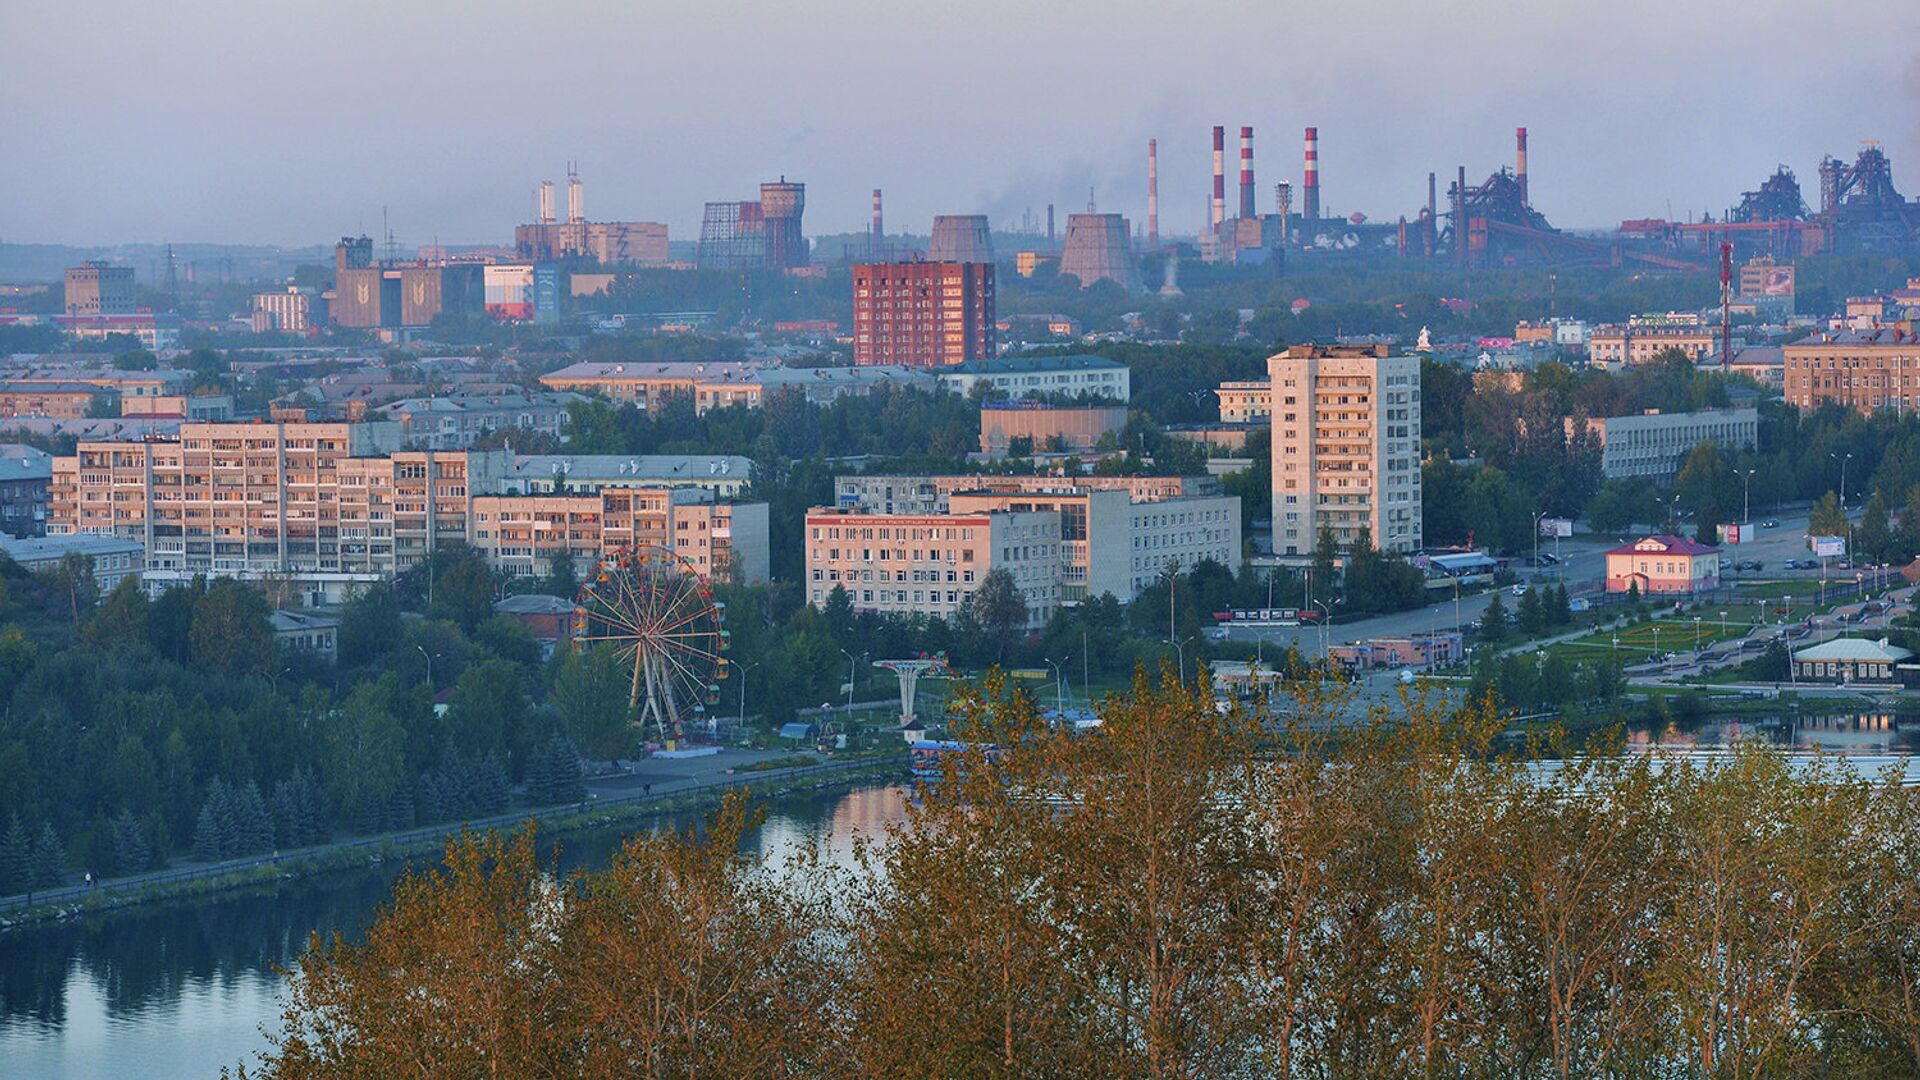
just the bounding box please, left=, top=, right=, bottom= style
left=871, top=189, right=883, bottom=257
left=539, top=180, right=555, bottom=225
left=1275, top=181, right=1292, bottom=244
left=1455, top=165, right=1468, bottom=264
left=1303, top=127, right=1321, bottom=221
left=1239, top=126, right=1256, bottom=220
left=1147, top=139, right=1159, bottom=250
left=1046, top=204, right=1055, bottom=249
left=1211, top=126, right=1226, bottom=233
left=1516, top=127, right=1529, bottom=207
left=567, top=164, right=584, bottom=225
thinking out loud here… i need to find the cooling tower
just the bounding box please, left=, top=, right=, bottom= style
left=928, top=215, right=994, bottom=263
left=759, top=179, right=807, bottom=269
left=1059, top=213, right=1137, bottom=291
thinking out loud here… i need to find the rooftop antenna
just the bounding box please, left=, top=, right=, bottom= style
left=1088, top=186, right=1096, bottom=213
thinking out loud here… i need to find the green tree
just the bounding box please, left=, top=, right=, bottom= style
left=969, top=569, right=1028, bottom=657
left=1808, top=490, right=1848, bottom=540
left=0, top=813, right=31, bottom=894
left=422, top=544, right=497, bottom=633
left=446, top=659, right=533, bottom=773
left=338, top=585, right=403, bottom=669
left=85, top=576, right=151, bottom=649
left=32, top=820, right=66, bottom=887
left=551, top=646, right=635, bottom=761
left=189, top=578, right=274, bottom=677
left=1516, top=586, right=1546, bottom=636
left=526, top=732, right=585, bottom=805
left=1855, top=491, right=1893, bottom=565
left=109, top=808, right=152, bottom=874
left=1479, top=591, right=1509, bottom=644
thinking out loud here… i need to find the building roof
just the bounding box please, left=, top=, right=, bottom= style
left=1792, top=637, right=1915, bottom=663
left=0, top=534, right=142, bottom=564
left=1605, top=534, right=1720, bottom=557
left=509, top=454, right=751, bottom=483
left=0, top=380, right=107, bottom=395
left=0, top=445, right=51, bottom=481
left=750, top=366, right=934, bottom=390
left=269, top=610, right=341, bottom=633
left=374, top=391, right=584, bottom=416
left=494, top=594, right=576, bottom=616
left=941, top=354, right=1128, bottom=375
left=1788, top=328, right=1920, bottom=348
left=543, top=360, right=761, bottom=382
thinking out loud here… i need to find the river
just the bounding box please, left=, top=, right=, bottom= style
left=6, top=714, right=1920, bottom=1078
left=0, top=784, right=915, bottom=1080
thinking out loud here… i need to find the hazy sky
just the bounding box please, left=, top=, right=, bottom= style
left=4, top=0, right=1917, bottom=248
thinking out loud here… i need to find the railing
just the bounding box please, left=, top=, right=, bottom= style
left=0, top=757, right=903, bottom=915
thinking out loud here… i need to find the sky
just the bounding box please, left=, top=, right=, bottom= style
left=3, top=0, right=1918, bottom=249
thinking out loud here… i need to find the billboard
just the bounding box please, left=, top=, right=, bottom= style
left=1809, top=535, right=1847, bottom=558
left=1721, top=523, right=1746, bottom=544
left=1538, top=517, right=1573, bottom=538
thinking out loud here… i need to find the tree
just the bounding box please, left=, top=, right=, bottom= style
left=1479, top=591, right=1509, bottom=643
left=421, top=544, right=497, bottom=633
left=338, top=585, right=403, bottom=669
left=47, top=551, right=97, bottom=626
left=85, top=576, right=151, bottom=649
left=32, top=820, right=66, bottom=887
left=189, top=578, right=274, bottom=677
left=0, top=813, right=31, bottom=894
left=1808, top=490, right=1848, bottom=540
left=526, top=732, right=585, bottom=806
left=109, top=808, right=152, bottom=874
left=1516, top=586, right=1546, bottom=636
left=1855, top=491, right=1894, bottom=565
left=446, top=660, right=532, bottom=774
left=1748, top=639, right=1791, bottom=682
left=1550, top=583, right=1573, bottom=627
left=551, top=645, right=635, bottom=762
left=970, top=569, right=1027, bottom=656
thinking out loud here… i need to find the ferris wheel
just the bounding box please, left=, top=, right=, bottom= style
left=575, top=545, right=728, bottom=744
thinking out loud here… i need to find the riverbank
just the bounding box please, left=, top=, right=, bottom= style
left=0, top=755, right=908, bottom=933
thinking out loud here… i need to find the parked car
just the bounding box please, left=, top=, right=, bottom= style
left=1761, top=519, right=1779, bottom=528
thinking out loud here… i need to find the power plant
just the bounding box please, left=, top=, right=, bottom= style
left=1059, top=213, right=1136, bottom=290
left=697, top=178, right=808, bottom=270
left=929, top=215, right=994, bottom=264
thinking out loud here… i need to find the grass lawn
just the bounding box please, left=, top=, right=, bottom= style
left=1540, top=616, right=1762, bottom=664
left=1732, top=580, right=1828, bottom=601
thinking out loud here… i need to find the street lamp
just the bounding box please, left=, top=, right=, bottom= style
left=1693, top=615, right=1702, bottom=651
left=1045, top=655, right=1069, bottom=714
left=736, top=660, right=762, bottom=732
left=1171, top=635, right=1195, bottom=684
left=839, top=649, right=866, bottom=710
left=415, top=644, right=434, bottom=688
left=1532, top=510, right=1546, bottom=570
left=1738, top=468, right=1757, bottom=526
left=1831, top=451, right=1853, bottom=508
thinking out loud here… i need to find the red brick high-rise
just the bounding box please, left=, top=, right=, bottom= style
left=852, top=261, right=995, bottom=367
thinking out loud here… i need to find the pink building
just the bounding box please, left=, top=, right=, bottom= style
left=1605, top=535, right=1721, bottom=595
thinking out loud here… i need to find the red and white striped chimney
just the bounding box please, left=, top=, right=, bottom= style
left=1303, top=126, right=1320, bottom=220
left=1516, top=127, right=1529, bottom=207
left=1211, top=126, right=1226, bottom=233
left=1147, top=139, right=1159, bottom=249
left=1239, top=126, right=1256, bottom=219
left=870, top=189, right=883, bottom=255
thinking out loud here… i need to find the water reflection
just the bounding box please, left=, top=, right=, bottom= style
left=1626, top=712, right=1920, bottom=755
left=0, top=785, right=912, bottom=1080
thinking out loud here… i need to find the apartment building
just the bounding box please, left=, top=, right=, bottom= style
left=833, top=473, right=1216, bottom=516
left=1567, top=407, right=1759, bottom=481
left=49, top=422, right=507, bottom=602
left=509, top=454, right=753, bottom=498
left=0, top=382, right=102, bottom=419
left=1268, top=343, right=1422, bottom=557
left=804, top=505, right=1060, bottom=630
left=980, top=402, right=1127, bottom=456
left=852, top=261, right=996, bottom=367
left=947, top=488, right=1240, bottom=601
left=540, top=360, right=935, bottom=416
left=539, top=361, right=761, bottom=413
left=374, top=391, right=583, bottom=450
left=469, top=486, right=768, bottom=584
left=1783, top=328, right=1920, bottom=415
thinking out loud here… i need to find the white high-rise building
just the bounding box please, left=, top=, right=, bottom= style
left=1268, top=344, right=1422, bottom=557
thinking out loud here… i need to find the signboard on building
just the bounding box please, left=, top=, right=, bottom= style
left=1809, top=535, right=1847, bottom=558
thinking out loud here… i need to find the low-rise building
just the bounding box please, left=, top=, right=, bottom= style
left=1588, top=324, right=1716, bottom=367
left=0, top=533, right=143, bottom=591
left=1604, top=535, right=1721, bottom=595
left=1568, top=407, right=1759, bottom=481
left=270, top=610, right=339, bottom=662
left=946, top=487, right=1240, bottom=601
left=0, top=444, right=52, bottom=536
left=375, top=392, right=584, bottom=450
left=833, top=473, right=1213, bottom=516
left=492, top=594, right=579, bottom=658
left=1791, top=637, right=1915, bottom=684
left=0, top=381, right=105, bottom=419
left=508, top=454, right=752, bottom=498
left=935, top=355, right=1130, bottom=403
left=1328, top=632, right=1463, bottom=670
left=539, top=361, right=761, bottom=413
left=980, top=402, right=1127, bottom=456
left=804, top=504, right=1061, bottom=630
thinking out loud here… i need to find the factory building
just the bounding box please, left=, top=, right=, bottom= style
left=697, top=180, right=807, bottom=270
left=64, top=261, right=135, bottom=316
left=1784, top=328, right=1920, bottom=415
left=852, top=260, right=996, bottom=366
left=804, top=505, right=1062, bottom=630
left=1567, top=408, right=1759, bottom=482
left=979, top=402, right=1127, bottom=456
left=251, top=288, right=313, bottom=333
left=330, top=237, right=484, bottom=330
left=512, top=166, right=671, bottom=266
left=1268, top=343, right=1422, bottom=557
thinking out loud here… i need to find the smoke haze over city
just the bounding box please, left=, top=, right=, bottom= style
left=3, top=0, right=1916, bottom=245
